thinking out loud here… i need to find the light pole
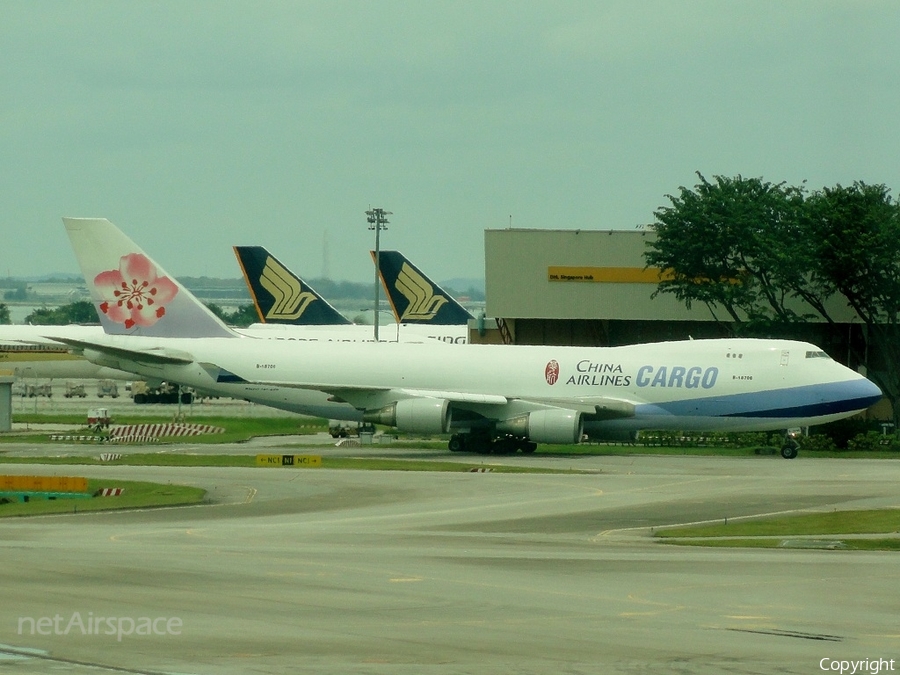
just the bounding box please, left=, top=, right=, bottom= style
left=366, top=207, right=391, bottom=341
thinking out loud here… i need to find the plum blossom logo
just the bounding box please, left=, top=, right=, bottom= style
left=545, top=360, right=560, bottom=385
left=93, top=253, right=178, bottom=329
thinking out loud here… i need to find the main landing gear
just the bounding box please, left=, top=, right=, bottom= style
left=780, top=439, right=799, bottom=459
left=780, top=429, right=801, bottom=459
left=448, top=433, right=537, bottom=455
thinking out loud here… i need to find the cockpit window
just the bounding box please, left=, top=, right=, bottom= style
left=805, top=351, right=830, bottom=359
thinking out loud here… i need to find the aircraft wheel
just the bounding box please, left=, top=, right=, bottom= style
left=468, top=435, right=492, bottom=454
left=448, top=435, right=465, bottom=452
left=520, top=441, right=537, bottom=453
left=780, top=443, right=799, bottom=460
left=492, top=439, right=516, bottom=455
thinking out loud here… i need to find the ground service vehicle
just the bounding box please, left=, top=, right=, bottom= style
left=64, top=382, right=87, bottom=398
left=131, top=380, right=193, bottom=404
left=97, top=379, right=119, bottom=398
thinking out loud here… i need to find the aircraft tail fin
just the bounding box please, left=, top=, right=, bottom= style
left=62, top=218, right=237, bottom=338
left=373, top=250, right=475, bottom=325
left=233, top=246, right=351, bottom=325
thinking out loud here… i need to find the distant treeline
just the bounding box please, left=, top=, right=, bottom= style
left=5, top=299, right=260, bottom=328
left=20, top=300, right=99, bottom=325
left=1, top=275, right=484, bottom=306
left=182, top=276, right=484, bottom=302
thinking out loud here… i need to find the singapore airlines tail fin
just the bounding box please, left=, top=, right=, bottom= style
left=62, top=218, right=237, bottom=339
left=233, top=246, right=351, bottom=326
left=373, top=251, right=474, bottom=325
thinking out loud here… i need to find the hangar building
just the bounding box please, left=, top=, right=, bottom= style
left=477, top=228, right=869, bottom=378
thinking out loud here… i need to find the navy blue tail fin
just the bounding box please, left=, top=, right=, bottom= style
left=233, top=246, right=351, bottom=325
left=373, top=250, right=474, bottom=325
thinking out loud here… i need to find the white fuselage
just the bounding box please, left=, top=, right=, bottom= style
left=72, top=335, right=882, bottom=433
left=245, top=322, right=468, bottom=344
left=0, top=321, right=465, bottom=381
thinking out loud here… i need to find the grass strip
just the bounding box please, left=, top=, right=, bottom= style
left=0, top=478, right=206, bottom=518
left=5, top=416, right=327, bottom=445
left=0, top=454, right=588, bottom=473
left=655, top=508, right=900, bottom=538
left=660, top=538, right=900, bottom=551
left=321, top=457, right=584, bottom=473
left=8, top=414, right=900, bottom=459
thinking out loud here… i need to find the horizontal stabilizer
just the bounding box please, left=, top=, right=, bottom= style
left=47, top=336, right=195, bottom=365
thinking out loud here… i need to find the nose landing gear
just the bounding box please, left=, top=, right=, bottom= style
left=780, top=429, right=802, bottom=459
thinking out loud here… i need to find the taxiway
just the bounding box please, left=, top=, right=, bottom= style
left=0, top=448, right=898, bottom=674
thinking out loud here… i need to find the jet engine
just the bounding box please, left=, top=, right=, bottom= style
left=496, top=409, right=583, bottom=444
left=363, top=398, right=451, bottom=434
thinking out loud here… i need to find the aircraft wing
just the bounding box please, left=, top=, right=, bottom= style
left=50, top=335, right=637, bottom=422
left=229, top=376, right=635, bottom=419
left=220, top=379, right=505, bottom=406
left=45, top=336, right=196, bottom=365
left=522, top=396, right=636, bottom=419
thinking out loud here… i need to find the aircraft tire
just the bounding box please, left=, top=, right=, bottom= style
left=780, top=444, right=799, bottom=460
left=468, top=435, right=492, bottom=454
left=492, top=439, right=516, bottom=455
left=448, top=435, right=465, bottom=452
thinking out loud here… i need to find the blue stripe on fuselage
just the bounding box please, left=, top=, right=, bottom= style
left=636, top=379, right=882, bottom=419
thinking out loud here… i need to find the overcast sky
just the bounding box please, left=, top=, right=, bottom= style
left=2, top=1, right=899, bottom=283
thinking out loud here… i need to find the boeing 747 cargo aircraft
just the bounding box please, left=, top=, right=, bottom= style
left=55, top=218, right=882, bottom=457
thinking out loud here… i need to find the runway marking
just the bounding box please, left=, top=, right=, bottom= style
left=0, top=643, right=185, bottom=674
left=725, top=627, right=843, bottom=642
left=615, top=593, right=687, bottom=619
left=592, top=505, right=834, bottom=541
left=619, top=610, right=678, bottom=617
left=389, top=576, right=424, bottom=582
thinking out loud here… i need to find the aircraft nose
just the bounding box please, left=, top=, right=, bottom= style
left=859, top=376, right=883, bottom=408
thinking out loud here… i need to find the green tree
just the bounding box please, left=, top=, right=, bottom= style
left=23, top=306, right=55, bottom=325
left=0, top=303, right=9, bottom=324
left=3, top=285, right=27, bottom=302
left=226, top=304, right=261, bottom=327
left=204, top=303, right=259, bottom=328
left=646, top=174, right=900, bottom=425
left=60, top=300, right=100, bottom=324
left=645, top=173, right=820, bottom=332
left=205, top=303, right=227, bottom=323
left=804, top=182, right=900, bottom=426
left=23, top=300, right=99, bottom=325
